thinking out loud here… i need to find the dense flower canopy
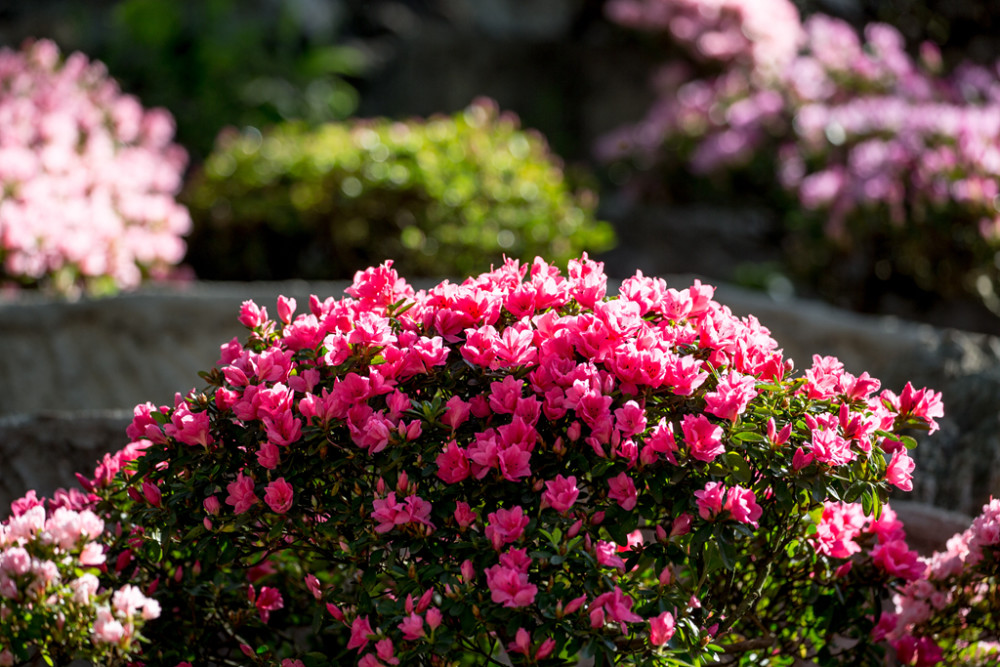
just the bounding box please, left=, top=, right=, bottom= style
left=0, top=39, right=189, bottom=295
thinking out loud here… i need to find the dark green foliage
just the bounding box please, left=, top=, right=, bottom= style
left=183, top=100, right=616, bottom=280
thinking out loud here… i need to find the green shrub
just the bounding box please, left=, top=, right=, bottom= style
left=183, top=99, right=616, bottom=280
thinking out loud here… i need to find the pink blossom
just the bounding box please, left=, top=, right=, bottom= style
left=813, top=501, right=867, bottom=559
left=485, top=506, right=530, bottom=550
left=93, top=607, right=125, bottom=644
left=435, top=441, right=470, bottom=484
left=704, top=371, right=758, bottom=421
left=542, top=475, right=580, bottom=514
left=225, top=472, right=258, bottom=515
left=681, top=414, right=725, bottom=462
left=872, top=540, right=925, bottom=581
left=695, top=481, right=727, bottom=520
left=348, top=615, right=375, bottom=651
left=454, top=501, right=477, bottom=529
left=164, top=404, right=213, bottom=448
left=263, top=478, right=294, bottom=514
left=607, top=472, right=638, bottom=510
left=484, top=563, right=537, bottom=608
left=650, top=611, right=676, bottom=646
left=725, top=485, right=762, bottom=527
left=590, top=587, right=644, bottom=633
left=885, top=449, right=915, bottom=492
left=595, top=540, right=626, bottom=571
left=398, top=612, right=424, bottom=640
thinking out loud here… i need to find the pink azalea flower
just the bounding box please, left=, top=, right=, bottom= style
left=347, top=615, right=375, bottom=651
left=885, top=449, right=915, bottom=492
left=435, top=440, right=470, bottom=484
left=484, top=563, right=537, bottom=608
left=872, top=539, right=926, bottom=581
left=704, top=371, right=758, bottom=422
left=263, top=478, right=294, bottom=514
left=725, top=485, right=762, bottom=527
left=398, top=612, right=424, bottom=640
left=607, top=472, right=638, bottom=510
left=681, top=414, right=725, bottom=462
left=650, top=611, right=676, bottom=646
left=485, top=506, right=530, bottom=550
left=542, top=474, right=580, bottom=514
left=164, top=404, right=213, bottom=448
left=225, top=472, right=258, bottom=515
left=454, top=501, right=477, bottom=529
left=695, top=481, right=726, bottom=520
left=252, top=585, right=284, bottom=624
left=813, top=501, right=867, bottom=559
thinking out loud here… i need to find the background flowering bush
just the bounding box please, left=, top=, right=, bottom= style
left=20, top=254, right=977, bottom=666
left=601, top=0, right=1000, bottom=321
left=182, top=99, right=615, bottom=281
left=0, top=39, right=190, bottom=296
left=0, top=491, right=159, bottom=665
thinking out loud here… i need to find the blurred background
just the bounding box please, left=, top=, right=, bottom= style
left=4, top=0, right=1000, bottom=332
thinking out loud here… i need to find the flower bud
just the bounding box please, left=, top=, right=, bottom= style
left=204, top=496, right=221, bottom=515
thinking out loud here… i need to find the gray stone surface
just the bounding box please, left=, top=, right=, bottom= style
left=0, top=411, right=130, bottom=512
left=1, top=278, right=999, bottom=516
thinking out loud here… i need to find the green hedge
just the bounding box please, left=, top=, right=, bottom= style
left=183, top=100, right=615, bottom=280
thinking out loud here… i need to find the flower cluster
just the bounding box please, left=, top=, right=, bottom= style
left=602, top=2, right=1000, bottom=316
left=62, top=255, right=953, bottom=665
left=0, top=492, right=159, bottom=665
left=0, top=39, right=190, bottom=296
left=605, top=0, right=803, bottom=74
left=877, top=498, right=1000, bottom=665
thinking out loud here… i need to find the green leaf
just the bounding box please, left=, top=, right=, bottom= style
left=724, top=451, right=753, bottom=484
left=732, top=431, right=766, bottom=443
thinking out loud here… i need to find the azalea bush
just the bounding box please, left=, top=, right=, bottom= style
left=182, top=99, right=615, bottom=280
left=601, top=0, right=1000, bottom=320
left=0, top=491, right=160, bottom=666
left=3, top=255, right=999, bottom=664
left=0, top=39, right=190, bottom=297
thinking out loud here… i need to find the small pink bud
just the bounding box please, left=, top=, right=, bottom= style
left=563, top=595, right=586, bottom=615
left=426, top=607, right=442, bottom=630
left=536, top=638, right=556, bottom=661
left=553, top=436, right=566, bottom=455
left=655, top=525, right=667, bottom=542
left=416, top=588, right=434, bottom=613
left=326, top=603, right=345, bottom=623
left=240, top=644, right=254, bottom=658
left=204, top=496, right=221, bottom=515
left=659, top=566, right=673, bottom=586
left=405, top=594, right=415, bottom=614
left=376, top=477, right=386, bottom=495
left=591, top=511, right=605, bottom=526
left=277, top=296, right=296, bottom=324
left=141, top=481, right=162, bottom=508
left=567, top=518, right=583, bottom=538
left=397, top=471, right=409, bottom=494
left=203, top=517, right=213, bottom=531
left=461, top=559, right=475, bottom=583
left=532, top=478, right=545, bottom=492
left=670, top=513, right=693, bottom=537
